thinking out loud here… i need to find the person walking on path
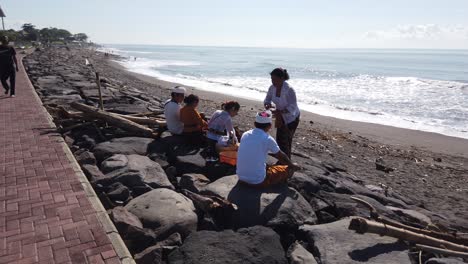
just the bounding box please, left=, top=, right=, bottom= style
left=264, top=68, right=300, bottom=158
left=0, top=35, right=19, bottom=97
left=237, top=110, right=300, bottom=188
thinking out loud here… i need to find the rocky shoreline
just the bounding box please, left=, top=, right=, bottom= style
left=23, top=45, right=468, bottom=263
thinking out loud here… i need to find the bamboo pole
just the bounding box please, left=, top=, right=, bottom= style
left=350, top=196, right=468, bottom=245
left=95, top=72, right=104, bottom=110
left=415, top=244, right=468, bottom=259
left=349, top=217, right=468, bottom=253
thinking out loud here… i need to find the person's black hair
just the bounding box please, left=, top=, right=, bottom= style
left=171, top=92, right=184, bottom=97
left=0, top=35, right=8, bottom=44
left=270, top=68, right=290, bottom=80
left=184, top=94, right=199, bottom=105
left=254, top=122, right=272, bottom=129
left=221, top=101, right=240, bottom=111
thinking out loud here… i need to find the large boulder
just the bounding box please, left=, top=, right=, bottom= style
left=287, top=242, right=318, bottom=264
left=288, top=172, right=321, bottom=201
left=201, top=175, right=317, bottom=229
left=110, top=206, right=143, bottom=233
left=93, top=137, right=154, bottom=162
left=101, top=154, right=174, bottom=189
left=178, top=173, right=211, bottom=193
left=168, top=226, right=288, bottom=264
left=299, top=218, right=411, bottom=264
left=125, top=189, right=197, bottom=238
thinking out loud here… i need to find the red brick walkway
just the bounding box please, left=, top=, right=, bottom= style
left=0, top=55, right=132, bottom=263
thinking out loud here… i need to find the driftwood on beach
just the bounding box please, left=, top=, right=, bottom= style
left=71, top=102, right=159, bottom=138
left=351, top=196, right=468, bottom=245
left=349, top=217, right=468, bottom=256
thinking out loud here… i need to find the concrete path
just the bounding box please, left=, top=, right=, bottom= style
left=0, top=54, right=132, bottom=264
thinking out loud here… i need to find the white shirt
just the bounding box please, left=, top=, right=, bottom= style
left=236, top=128, right=281, bottom=184
left=207, top=110, right=237, bottom=142
left=264, top=81, right=300, bottom=124
left=164, top=100, right=184, bottom=135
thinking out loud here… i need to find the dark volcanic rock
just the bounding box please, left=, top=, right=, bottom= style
left=101, top=154, right=174, bottom=189
left=288, top=172, right=321, bottom=201
left=202, top=175, right=317, bottom=229
left=125, top=188, right=197, bottom=238
left=287, top=241, right=318, bottom=264
left=93, top=137, right=154, bottom=162
left=81, top=164, right=106, bottom=182
left=134, top=246, right=163, bottom=264
left=110, top=206, right=143, bottom=233
left=178, top=173, right=211, bottom=193
left=168, top=226, right=288, bottom=264
left=299, top=218, right=411, bottom=264
left=124, top=225, right=158, bottom=253
left=107, top=182, right=131, bottom=202
left=75, top=150, right=97, bottom=165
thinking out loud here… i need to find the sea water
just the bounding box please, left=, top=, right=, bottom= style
left=99, top=44, right=468, bottom=139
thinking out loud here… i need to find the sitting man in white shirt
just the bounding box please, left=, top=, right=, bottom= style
left=164, top=86, right=186, bottom=135
left=236, top=110, right=300, bottom=187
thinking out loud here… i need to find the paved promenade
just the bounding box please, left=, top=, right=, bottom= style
left=0, top=55, right=132, bottom=263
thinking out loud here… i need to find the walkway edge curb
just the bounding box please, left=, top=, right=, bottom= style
left=21, top=54, right=136, bottom=264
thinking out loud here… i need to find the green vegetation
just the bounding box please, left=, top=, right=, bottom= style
left=0, top=23, right=88, bottom=45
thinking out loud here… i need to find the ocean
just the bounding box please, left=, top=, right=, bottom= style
left=99, top=44, right=468, bottom=139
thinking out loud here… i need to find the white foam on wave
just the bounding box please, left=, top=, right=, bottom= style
left=120, top=57, right=201, bottom=69
left=96, top=47, right=123, bottom=54
left=117, top=58, right=468, bottom=139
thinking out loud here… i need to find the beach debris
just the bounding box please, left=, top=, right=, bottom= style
left=375, top=157, right=395, bottom=173
left=71, top=102, right=159, bottom=138
left=349, top=217, right=468, bottom=255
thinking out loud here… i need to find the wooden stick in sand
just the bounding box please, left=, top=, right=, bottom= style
left=348, top=217, right=468, bottom=253
left=350, top=196, right=468, bottom=245
left=415, top=244, right=468, bottom=259
left=95, top=72, right=104, bottom=110
left=71, top=102, right=157, bottom=138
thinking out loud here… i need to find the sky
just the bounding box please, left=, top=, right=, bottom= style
left=1, top=0, right=468, bottom=49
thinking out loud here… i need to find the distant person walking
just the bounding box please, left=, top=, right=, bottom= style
left=0, top=36, right=19, bottom=97
left=264, top=68, right=300, bottom=158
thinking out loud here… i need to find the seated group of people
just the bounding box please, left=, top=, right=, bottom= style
left=164, top=86, right=240, bottom=157
left=164, top=84, right=299, bottom=188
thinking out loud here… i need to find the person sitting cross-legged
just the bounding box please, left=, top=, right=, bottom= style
left=164, top=86, right=186, bottom=135
left=236, top=110, right=300, bottom=187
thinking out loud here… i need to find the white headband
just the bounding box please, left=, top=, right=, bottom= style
left=172, top=86, right=186, bottom=94
left=255, top=111, right=273, bottom=124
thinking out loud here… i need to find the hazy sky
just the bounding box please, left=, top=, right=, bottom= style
left=2, top=0, right=468, bottom=49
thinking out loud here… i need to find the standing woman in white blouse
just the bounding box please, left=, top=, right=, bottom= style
left=264, top=68, right=300, bottom=158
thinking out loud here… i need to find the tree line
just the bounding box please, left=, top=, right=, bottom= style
left=0, top=23, right=88, bottom=43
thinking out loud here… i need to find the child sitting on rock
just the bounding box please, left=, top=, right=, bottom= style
left=206, top=101, right=240, bottom=161
left=236, top=110, right=300, bottom=187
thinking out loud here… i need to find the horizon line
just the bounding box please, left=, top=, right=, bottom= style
left=97, top=42, right=468, bottom=51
